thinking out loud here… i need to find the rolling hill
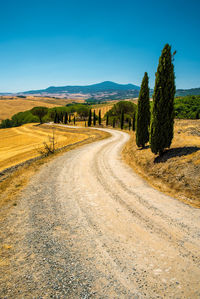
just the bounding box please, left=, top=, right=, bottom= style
left=22, top=81, right=140, bottom=95
left=1, top=82, right=200, bottom=101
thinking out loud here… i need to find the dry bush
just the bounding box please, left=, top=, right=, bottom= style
left=37, top=127, right=57, bottom=156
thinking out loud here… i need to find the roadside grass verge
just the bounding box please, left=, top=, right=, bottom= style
left=122, top=119, right=200, bottom=208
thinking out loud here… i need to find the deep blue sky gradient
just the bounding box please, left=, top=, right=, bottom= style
left=0, top=0, right=200, bottom=92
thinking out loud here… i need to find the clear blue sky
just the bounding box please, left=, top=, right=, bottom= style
left=0, top=0, right=199, bottom=92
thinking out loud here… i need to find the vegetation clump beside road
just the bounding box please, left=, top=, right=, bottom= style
left=174, top=95, right=200, bottom=119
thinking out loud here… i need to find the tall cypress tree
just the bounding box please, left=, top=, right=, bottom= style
left=88, top=109, right=92, bottom=127
left=69, top=114, right=71, bottom=123
left=113, top=118, right=115, bottom=128
left=54, top=112, right=57, bottom=124
left=136, top=72, right=150, bottom=148
left=150, top=44, right=175, bottom=155
left=106, top=114, right=109, bottom=126
left=74, top=116, right=76, bottom=125
left=132, top=113, right=135, bottom=131
left=129, top=119, right=131, bottom=131
left=120, top=111, right=124, bottom=130
left=60, top=112, right=63, bottom=123
left=93, top=110, right=96, bottom=126
left=99, top=110, right=101, bottom=125
left=64, top=112, right=68, bottom=124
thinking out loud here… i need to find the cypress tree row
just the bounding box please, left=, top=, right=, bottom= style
left=88, top=109, right=92, bottom=127
left=93, top=110, right=96, bottom=126
left=150, top=44, right=175, bottom=155
left=120, top=111, right=124, bottom=130
left=106, top=114, right=109, bottom=126
left=136, top=72, right=150, bottom=148
left=99, top=110, right=101, bottom=125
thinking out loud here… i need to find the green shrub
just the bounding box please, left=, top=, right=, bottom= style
left=174, top=95, right=200, bottom=119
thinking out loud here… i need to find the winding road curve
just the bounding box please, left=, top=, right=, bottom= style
left=1, top=128, right=200, bottom=298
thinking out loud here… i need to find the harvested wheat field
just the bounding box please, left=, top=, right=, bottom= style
left=123, top=119, right=200, bottom=208
left=0, top=123, right=91, bottom=172
left=0, top=96, right=76, bottom=121
left=92, top=103, right=114, bottom=117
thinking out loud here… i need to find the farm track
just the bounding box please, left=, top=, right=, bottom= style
left=0, top=128, right=200, bottom=298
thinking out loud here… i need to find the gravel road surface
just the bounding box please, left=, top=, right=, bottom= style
left=1, top=128, right=200, bottom=298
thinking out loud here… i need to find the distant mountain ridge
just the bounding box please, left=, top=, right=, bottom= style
left=1, top=81, right=200, bottom=100
left=23, top=81, right=141, bottom=94
left=175, top=88, right=200, bottom=97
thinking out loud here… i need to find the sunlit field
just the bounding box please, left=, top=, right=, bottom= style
left=0, top=123, right=88, bottom=171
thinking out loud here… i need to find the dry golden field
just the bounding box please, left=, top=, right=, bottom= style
left=92, top=103, right=115, bottom=117
left=0, top=125, right=109, bottom=215
left=122, top=119, right=200, bottom=208
left=0, top=123, right=90, bottom=172
left=0, top=96, right=83, bottom=121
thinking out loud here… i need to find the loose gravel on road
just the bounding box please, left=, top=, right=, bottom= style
left=0, top=128, right=200, bottom=298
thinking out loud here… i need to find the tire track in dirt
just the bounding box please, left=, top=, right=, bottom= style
left=0, top=128, right=200, bottom=298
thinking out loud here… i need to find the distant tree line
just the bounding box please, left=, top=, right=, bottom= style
left=0, top=103, right=91, bottom=129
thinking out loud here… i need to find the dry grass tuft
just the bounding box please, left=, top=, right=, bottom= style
left=122, top=119, right=200, bottom=208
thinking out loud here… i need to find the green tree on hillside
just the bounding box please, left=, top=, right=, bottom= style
left=64, top=112, right=68, bottom=124
left=31, top=107, right=48, bottom=124
left=106, top=114, right=109, bottom=126
left=136, top=72, right=150, bottom=148
left=132, top=113, right=136, bottom=131
left=99, top=110, right=101, bottom=125
left=150, top=44, right=176, bottom=155
left=88, top=109, right=92, bottom=126
left=129, top=119, right=131, bottom=131
left=54, top=112, right=58, bottom=124
left=76, top=106, right=89, bottom=120
left=93, top=110, right=96, bottom=126
left=120, top=111, right=124, bottom=130
left=112, top=117, right=115, bottom=128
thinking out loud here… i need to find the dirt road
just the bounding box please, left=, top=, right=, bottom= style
left=1, top=129, right=200, bottom=298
